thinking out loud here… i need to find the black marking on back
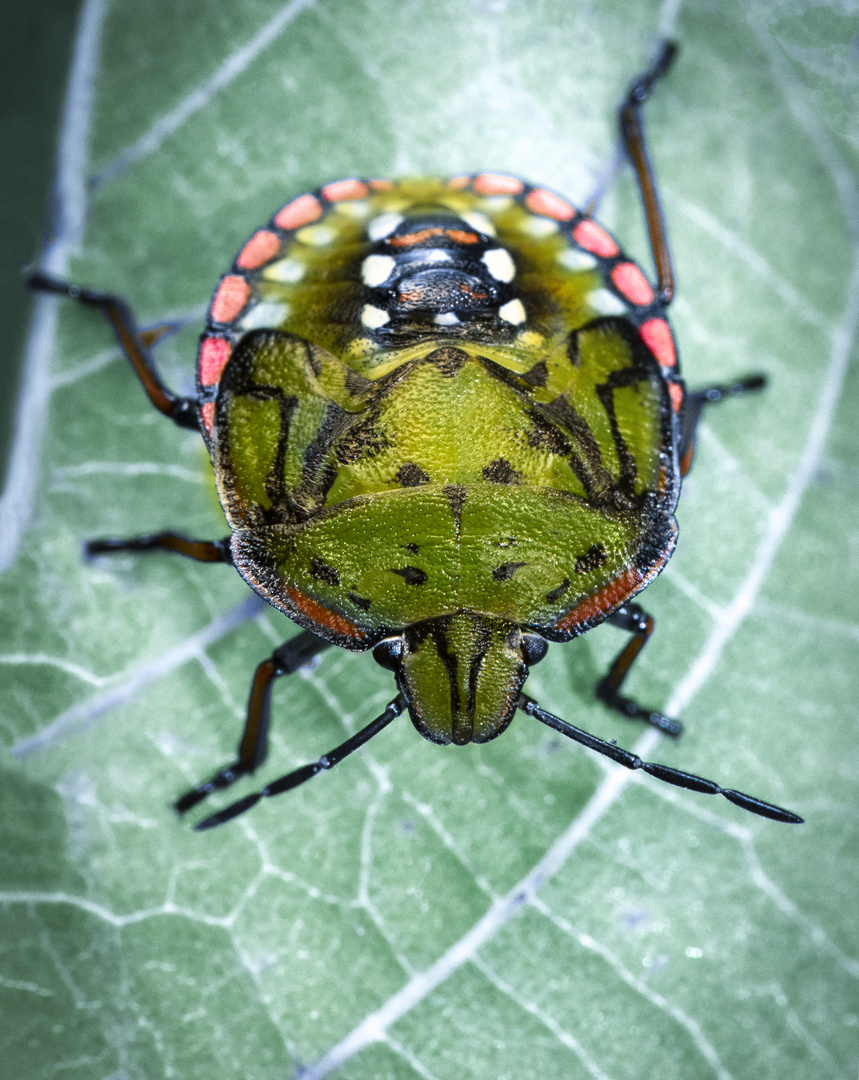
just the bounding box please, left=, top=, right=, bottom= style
left=397, top=462, right=430, bottom=487
left=294, top=404, right=351, bottom=513
left=334, top=416, right=389, bottom=466
left=545, top=578, right=571, bottom=603
left=595, top=366, right=644, bottom=494
left=216, top=330, right=303, bottom=525
left=303, top=336, right=324, bottom=376
left=483, top=458, right=521, bottom=485
left=445, top=484, right=467, bottom=538
left=348, top=591, right=372, bottom=610
left=571, top=316, right=667, bottom=501
left=310, top=556, right=340, bottom=587
left=466, top=618, right=494, bottom=731
left=427, top=346, right=468, bottom=377
left=263, top=392, right=299, bottom=515
left=391, top=566, right=428, bottom=585
left=566, top=331, right=583, bottom=368
left=575, top=543, right=608, bottom=575
left=525, top=408, right=572, bottom=456
left=345, top=368, right=375, bottom=395
left=520, top=359, right=549, bottom=387
left=493, top=562, right=527, bottom=581
left=535, top=394, right=619, bottom=506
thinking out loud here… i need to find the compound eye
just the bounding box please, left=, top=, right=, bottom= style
left=520, top=634, right=548, bottom=667
left=373, top=638, right=404, bottom=671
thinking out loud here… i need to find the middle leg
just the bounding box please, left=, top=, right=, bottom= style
left=86, top=531, right=233, bottom=563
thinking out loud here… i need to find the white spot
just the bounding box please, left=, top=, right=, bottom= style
left=422, top=248, right=452, bottom=264
left=461, top=210, right=496, bottom=236
left=558, top=248, right=598, bottom=271
left=498, top=298, right=526, bottom=325
left=361, top=304, right=390, bottom=328
left=482, top=248, right=516, bottom=282
left=368, top=212, right=403, bottom=241
left=263, top=257, right=305, bottom=283
left=295, top=224, right=336, bottom=246
left=481, top=196, right=513, bottom=211
left=588, top=288, right=627, bottom=315
left=362, top=254, right=396, bottom=287
left=333, top=199, right=370, bottom=218
left=240, top=300, right=289, bottom=330
left=434, top=312, right=460, bottom=326
left=521, top=215, right=558, bottom=237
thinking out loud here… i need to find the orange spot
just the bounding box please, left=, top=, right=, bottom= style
left=447, top=176, right=471, bottom=190
left=210, top=275, right=251, bottom=323
left=639, top=317, right=676, bottom=367
left=274, top=193, right=323, bottom=230
left=388, top=226, right=481, bottom=247
left=573, top=219, right=619, bottom=257
left=200, top=401, right=215, bottom=434
left=474, top=173, right=524, bottom=195
left=555, top=566, right=645, bottom=633
left=237, top=229, right=281, bottom=270
left=611, top=262, right=655, bottom=306
left=525, top=188, right=575, bottom=221
left=322, top=178, right=369, bottom=202
left=286, top=586, right=365, bottom=641
left=679, top=440, right=695, bottom=477
left=198, top=336, right=232, bottom=386
left=669, top=381, right=684, bottom=413
left=369, top=178, right=394, bottom=191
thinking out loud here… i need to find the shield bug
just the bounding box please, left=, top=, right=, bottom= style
left=30, top=41, right=801, bottom=830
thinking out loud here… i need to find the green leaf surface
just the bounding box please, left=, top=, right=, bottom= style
left=2, top=1, right=857, bottom=1078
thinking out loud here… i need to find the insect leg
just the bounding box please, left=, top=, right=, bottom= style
left=174, top=630, right=334, bottom=815
left=87, top=532, right=233, bottom=563
left=27, top=271, right=199, bottom=430
left=519, top=696, right=802, bottom=824
left=192, top=695, right=406, bottom=831
left=595, top=602, right=682, bottom=736
left=619, top=39, right=678, bottom=304
left=678, top=374, right=767, bottom=476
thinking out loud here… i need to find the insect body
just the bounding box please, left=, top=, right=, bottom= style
left=204, top=175, right=679, bottom=745
left=30, top=42, right=801, bottom=829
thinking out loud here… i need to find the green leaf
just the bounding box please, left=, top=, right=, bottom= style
left=2, top=1, right=857, bottom=1078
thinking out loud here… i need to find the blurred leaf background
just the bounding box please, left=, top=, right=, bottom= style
left=1, top=1, right=857, bottom=1078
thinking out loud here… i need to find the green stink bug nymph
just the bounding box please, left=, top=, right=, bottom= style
left=29, top=41, right=801, bottom=831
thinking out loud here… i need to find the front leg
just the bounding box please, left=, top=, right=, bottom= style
left=86, top=531, right=233, bottom=563
left=27, top=271, right=199, bottom=430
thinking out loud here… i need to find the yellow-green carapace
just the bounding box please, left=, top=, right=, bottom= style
left=198, top=176, right=681, bottom=747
